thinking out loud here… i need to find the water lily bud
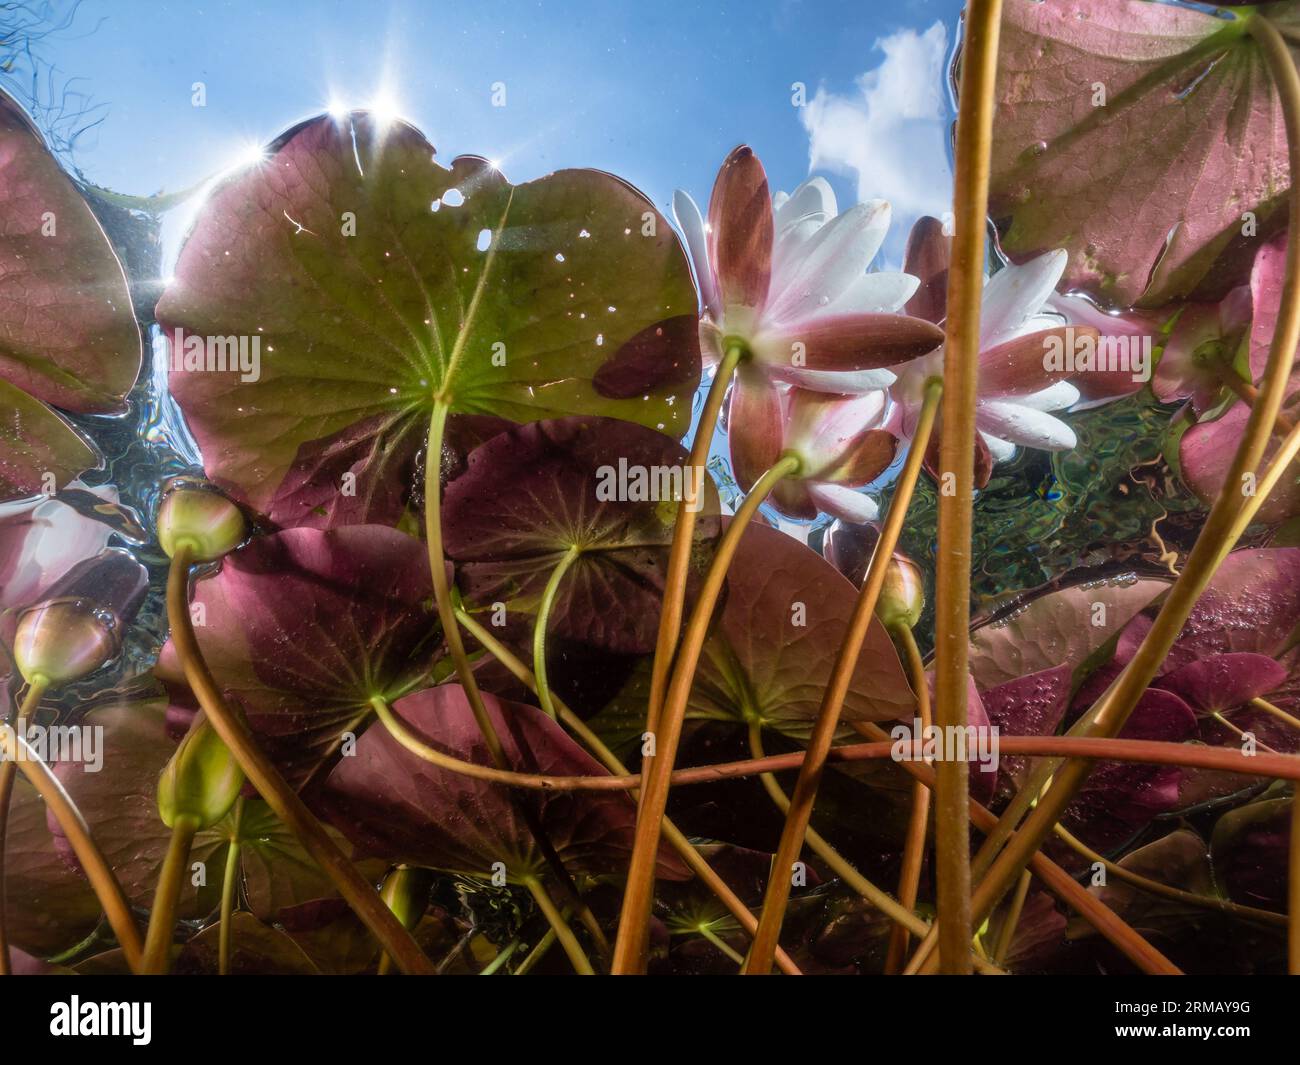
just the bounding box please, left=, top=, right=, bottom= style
left=11, top=550, right=148, bottom=685
left=157, top=478, right=246, bottom=563
left=158, top=714, right=245, bottom=830
left=380, top=865, right=433, bottom=930
left=875, top=554, right=925, bottom=631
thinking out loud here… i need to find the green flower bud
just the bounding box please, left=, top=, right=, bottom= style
left=158, top=715, right=245, bottom=830
left=875, top=555, right=925, bottom=631
left=157, top=478, right=246, bottom=563
left=380, top=865, right=434, bottom=931
left=12, top=550, right=148, bottom=685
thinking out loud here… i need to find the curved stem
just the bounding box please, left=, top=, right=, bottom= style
left=514, top=923, right=559, bottom=976
left=991, top=870, right=1031, bottom=966
left=0, top=675, right=48, bottom=976
left=142, top=815, right=199, bottom=974
left=424, top=401, right=605, bottom=956
left=885, top=624, right=933, bottom=974
left=165, top=548, right=435, bottom=975
left=853, top=720, right=1180, bottom=975
left=477, top=938, right=520, bottom=975
left=925, top=11, right=1300, bottom=976
left=646, top=342, right=745, bottom=736
left=742, top=724, right=1010, bottom=972
left=533, top=546, right=581, bottom=720
left=0, top=681, right=143, bottom=973
left=522, top=876, right=593, bottom=975
left=1252, top=696, right=1300, bottom=733
left=742, top=378, right=942, bottom=975
left=218, top=797, right=244, bottom=976
left=930, top=0, right=1004, bottom=975
left=455, top=606, right=803, bottom=975
left=1052, top=822, right=1285, bottom=929
left=697, top=923, right=746, bottom=967
left=612, top=453, right=800, bottom=973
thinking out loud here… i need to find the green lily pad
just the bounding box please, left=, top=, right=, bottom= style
left=157, top=111, right=701, bottom=514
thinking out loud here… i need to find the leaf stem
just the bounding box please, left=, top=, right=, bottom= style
left=1053, top=822, right=1286, bottom=929
left=142, top=814, right=200, bottom=974
left=885, top=624, right=933, bottom=973
left=697, top=923, right=746, bottom=967
left=424, top=400, right=607, bottom=957
left=742, top=379, right=942, bottom=975
left=1291, top=787, right=1300, bottom=973
left=991, top=870, right=1031, bottom=966
left=165, top=547, right=435, bottom=974
left=646, top=342, right=745, bottom=735
left=218, top=797, right=244, bottom=976
left=0, top=677, right=143, bottom=973
left=534, top=546, right=581, bottom=720
left=930, top=0, right=1004, bottom=975
left=522, top=876, right=594, bottom=975
left=455, top=606, right=803, bottom=974
left=612, top=453, right=800, bottom=973
left=0, top=676, right=48, bottom=976
left=908, top=10, right=1300, bottom=976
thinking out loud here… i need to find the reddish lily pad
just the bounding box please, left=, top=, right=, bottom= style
left=156, top=111, right=700, bottom=516
left=969, top=574, right=1169, bottom=690
left=320, top=684, right=691, bottom=882
left=443, top=415, right=720, bottom=653
left=0, top=88, right=140, bottom=414
left=155, top=525, right=439, bottom=787
left=692, top=522, right=914, bottom=739
left=990, top=0, right=1294, bottom=307
left=1210, top=795, right=1290, bottom=912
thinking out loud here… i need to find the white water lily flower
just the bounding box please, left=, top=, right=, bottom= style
left=672, top=146, right=943, bottom=394
left=888, top=237, right=1086, bottom=483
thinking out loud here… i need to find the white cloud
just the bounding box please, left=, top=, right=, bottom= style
left=800, top=21, right=952, bottom=260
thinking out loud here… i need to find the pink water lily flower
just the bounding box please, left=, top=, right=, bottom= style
left=672, top=146, right=943, bottom=394
left=888, top=218, right=1086, bottom=486
left=730, top=372, right=897, bottom=524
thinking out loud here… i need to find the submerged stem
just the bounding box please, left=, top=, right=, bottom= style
left=533, top=546, right=581, bottom=720
left=913, top=11, right=1300, bottom=976
left=522, top=876, right=594, bottom=975
left=142, top=815, right=200, bottom=974
left=612, top=453, right=800, bottom=973
left=930, top=0, right=1004, bottom=975
left=742, top=379, right=941, bottom=975
left=165, top=548, right=435, bottom=974
left=454, top=606, right=803, bottom=974
left=646, top=343, right=745, bottom=737
left=218, top=797, right=244, bottom=976
left=0, top=676, right=48, bottom=976
left=885, top=624, right=933, bottom=973
left=0, top=678, right=143, bottom=972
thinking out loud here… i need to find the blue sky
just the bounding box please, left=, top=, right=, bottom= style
left=10, top=0, right=963, bottom=268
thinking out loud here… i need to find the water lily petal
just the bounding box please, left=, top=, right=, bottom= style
left=673, top=187, right=720, bottom=319
left=707, top=145, right=773, bottom=311
left=903, top=215, right=951, bottom=324
left=766, top=364, right=897, bottom=394
left=774, top=176, right=837, bottom=232
left=976, top=399, right=1077, bottom=451
left=826, top=272, right=920, bottom=316
left=807, top=482, right=879, bottom=524
left=981, top=326, right=1095, bottom=396
left=980, top=430, right=1016, bottom=463
left=727, top=366, right=785, bottom=492
left=767, top=200, right=891, bottom=324
left=752, top=312, right=943, bottom=375
left=980, top=250, right=1067, bottom=348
